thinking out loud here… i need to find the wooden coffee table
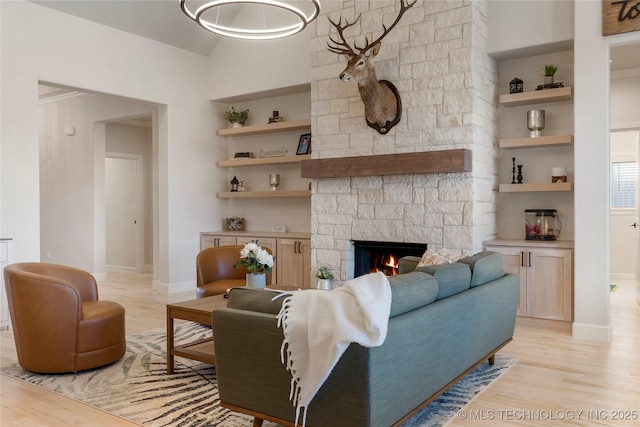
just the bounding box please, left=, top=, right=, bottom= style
left=166, top=294, right=228, bottom=374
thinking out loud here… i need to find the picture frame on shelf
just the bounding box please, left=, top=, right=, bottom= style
left=225, top=216, right=245, bottom=231
left=296, top=133, right=311, bottom=155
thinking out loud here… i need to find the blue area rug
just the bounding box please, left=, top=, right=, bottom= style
left=2, top=323, right=516, bottom=426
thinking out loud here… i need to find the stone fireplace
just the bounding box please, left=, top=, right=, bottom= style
left=308, top=0, right=498, bottom=282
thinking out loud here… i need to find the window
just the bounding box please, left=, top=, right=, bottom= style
left=610, top=161, right=637, bottom=208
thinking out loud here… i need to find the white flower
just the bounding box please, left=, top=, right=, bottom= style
left=240, top=242, right=259, bottom=258
left=256, top=249, right=274, bottom=267
left=235, top=242, right=275, bottom=274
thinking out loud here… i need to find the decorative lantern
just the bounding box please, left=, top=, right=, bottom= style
left=230, top=176, right=239, bottom=192
left=509, top=77, right=524, bottom=94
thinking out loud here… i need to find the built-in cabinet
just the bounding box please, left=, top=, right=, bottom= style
left=484, top=239, right=573, bottom=322
left=1, top=239, right=14, bottom=329
left=200, top=231, right=311, bottom=288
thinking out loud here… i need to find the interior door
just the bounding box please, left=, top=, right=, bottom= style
left=105, top=156, right=140, bottom=271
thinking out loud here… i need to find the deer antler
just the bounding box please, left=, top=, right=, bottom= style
left=355, top=0, right=417, bottom=53
left=327, top=15, right=361, bottom=56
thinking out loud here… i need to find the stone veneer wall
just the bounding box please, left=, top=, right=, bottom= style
left=310, top=0, right=498, bottom=281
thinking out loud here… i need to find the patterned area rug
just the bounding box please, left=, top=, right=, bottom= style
left=1, top=323, right=517, bottom=427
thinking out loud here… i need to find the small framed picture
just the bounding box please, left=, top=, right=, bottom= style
left=296, top=133, right=311, bottom=155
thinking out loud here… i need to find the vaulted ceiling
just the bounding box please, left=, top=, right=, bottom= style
left=29, top=1, right=640, bottom=68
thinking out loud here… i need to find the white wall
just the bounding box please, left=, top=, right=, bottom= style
left=207, top=27, right=311, bottom=101
left=488, top=0, right=574, bottom=57
left=1, top=0, right=221, bottom=292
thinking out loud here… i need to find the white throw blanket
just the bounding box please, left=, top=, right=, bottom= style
left=275, top=272, right=392, bottom=427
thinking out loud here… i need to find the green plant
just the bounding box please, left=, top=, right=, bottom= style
left=223, top=107, right=249, bottom=125
left=543, top=64, right=558, bottom=76
left=316, top=266, right=335, bottom=280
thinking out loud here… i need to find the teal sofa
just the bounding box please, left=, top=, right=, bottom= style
left=211, top=251, right=519, bottom=426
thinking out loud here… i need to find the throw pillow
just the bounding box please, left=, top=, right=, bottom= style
left=416, top=248, right=459, bottom=267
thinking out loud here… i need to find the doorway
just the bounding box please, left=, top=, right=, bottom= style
left=38, top=82, right=157, bottom=277
left=609, top=43, right=640, bottom=305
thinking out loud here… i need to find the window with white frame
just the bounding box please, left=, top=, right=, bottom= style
left=610, top=161, right=637, bottom=208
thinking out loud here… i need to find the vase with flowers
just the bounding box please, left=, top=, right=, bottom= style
left=233, top=242, right=275, bottom=289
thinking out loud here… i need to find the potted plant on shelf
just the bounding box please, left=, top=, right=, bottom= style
left=315, top=266, right=335, bottom=290
left=233, top=242, right=275, bottom=289
left=543, top=64, right=558, bottom=85
left=224, top=107, right=249, bottom=128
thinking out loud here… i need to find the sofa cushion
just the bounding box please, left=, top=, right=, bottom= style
left=416, top=262, right=471, bottom=300
left=458, top=251, right=505, bottom=287
left=388, top=271, right=438, bottom=318
left=226, top=287, right=284, bottom=314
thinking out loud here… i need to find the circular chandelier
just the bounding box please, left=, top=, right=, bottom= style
left=179, top=0, right=321, bottom=40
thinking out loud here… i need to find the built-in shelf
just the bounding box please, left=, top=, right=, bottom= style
left=217, top=190, right=311, bottom=199
left=499, top=134, right=574, bottom=149
left=499, top=183, right=573, bottom=193
left=499, top=86, right=573, bottom=107
left=217, top=119, right=311, bottom=137
left=218, top=154, right=310, bottom=167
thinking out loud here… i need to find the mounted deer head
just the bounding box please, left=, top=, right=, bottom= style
left=327, top=0, right=416, bottom=134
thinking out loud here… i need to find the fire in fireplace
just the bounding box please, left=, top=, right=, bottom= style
left=353, top=240, right=427, bottom=277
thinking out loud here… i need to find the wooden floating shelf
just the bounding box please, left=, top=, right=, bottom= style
left=499, top=134, right=574, bottom=149
left=217, top=190, right=311, bottom=199
left=301, top=149, right=472, bottom=178
left=499, top=183, right=573, bottom=193
left=499, top=86, right=573, bottom=107
left=218, top=154, right=311, bottom=167
left=217, top=119, right=311, bottom=137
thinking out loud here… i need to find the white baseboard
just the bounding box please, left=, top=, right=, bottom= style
left=153, top=279, right=195, bottom=295
left=572, top=322, right=612, bottom=342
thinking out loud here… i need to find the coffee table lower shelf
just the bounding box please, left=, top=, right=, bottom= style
left=171, top=338, right=215, bottom=366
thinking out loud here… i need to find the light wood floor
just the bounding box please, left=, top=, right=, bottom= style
left=1, top=273, right=639, bottom=426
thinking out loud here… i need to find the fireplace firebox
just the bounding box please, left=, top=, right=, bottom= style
left=353, top=240, right=427, bottom=277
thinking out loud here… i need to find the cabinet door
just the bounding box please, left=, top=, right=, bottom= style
left=200, top=235, right=236, bottom=250
left=527, top=248, right=573, bottom=321
left=486, top=245, right=527, bottom=316
left=277, top=239, right=311, bottom=288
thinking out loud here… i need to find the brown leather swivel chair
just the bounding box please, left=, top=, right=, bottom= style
left=3, top=263, right=126, bottom=373
left=196, top=245, right=272, bottom=298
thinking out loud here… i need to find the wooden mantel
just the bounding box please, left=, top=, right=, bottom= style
left=300, top=149, right=472, bottom=178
